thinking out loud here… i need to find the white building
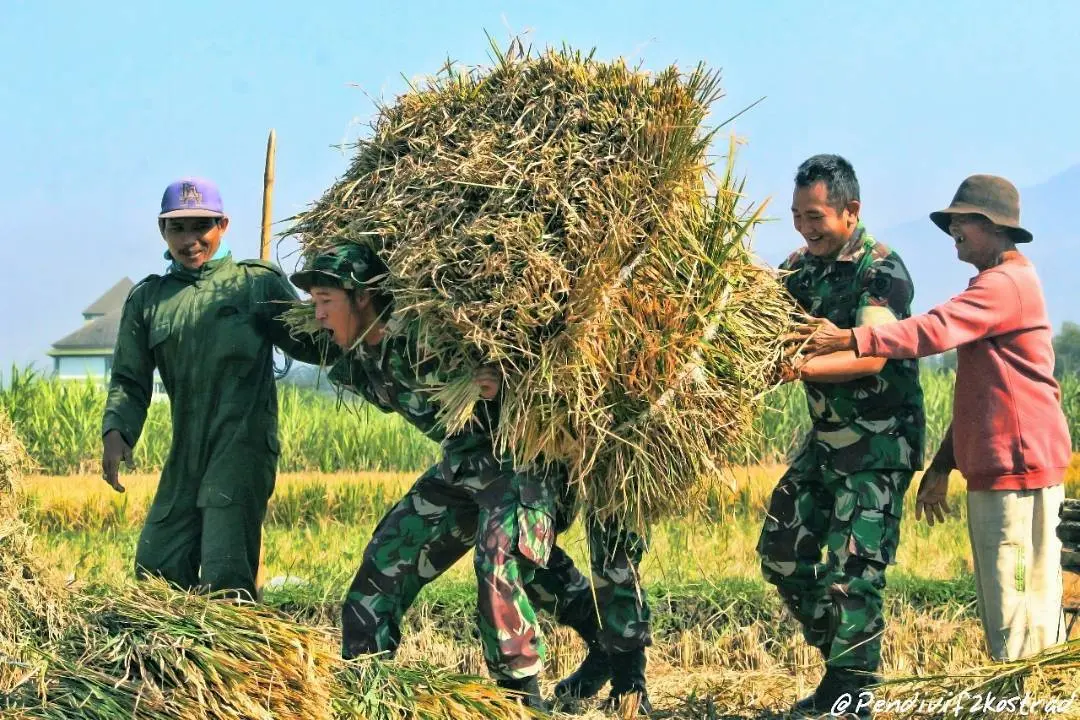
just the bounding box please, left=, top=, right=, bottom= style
left=46, top=278, right=166, bottom=396
left=48, top=278, right=134, bottom=381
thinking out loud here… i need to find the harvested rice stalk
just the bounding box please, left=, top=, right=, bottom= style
left=286, top=39, right=795, bottom=530
left=335, top=659, right=545, bottom=719
left=0, top=410, right=72, bottom=694
left=8, top=578, right=544, bottom=719
left=0, top=415, right=542, bottom=720
left=0, top=410, right=32, bottom=498
left=6, top=587, right=545, bottom=718
left=881, top=640, right=1080, bottom=719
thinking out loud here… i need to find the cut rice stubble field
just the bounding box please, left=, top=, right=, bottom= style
left=24, top=461, right=1080, bottom=717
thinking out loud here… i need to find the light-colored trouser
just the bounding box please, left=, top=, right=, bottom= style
left=967, top=484, right=1066, bottom=661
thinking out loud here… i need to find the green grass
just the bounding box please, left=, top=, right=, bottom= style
left=25, top=454, right=1080, bottom=588
left=6, top=365, right=1078, bottom=475
left=1, top=366, right=439, bottom=475
left=35, top=522, right=980, bottom=642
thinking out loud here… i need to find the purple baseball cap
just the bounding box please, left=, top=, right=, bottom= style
left=158, top=177, right=225, bottom=218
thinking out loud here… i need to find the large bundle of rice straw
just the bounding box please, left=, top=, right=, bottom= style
left=0, top=410, right=541, bottom=719
left=287, top=39, right=795, bottom=530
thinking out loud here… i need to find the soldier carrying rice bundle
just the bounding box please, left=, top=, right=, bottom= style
left=279, top=39, right=796, bottom=713
left=281, top=244, right=653, bottom=713
left=285, top=40, right=794, bottom=535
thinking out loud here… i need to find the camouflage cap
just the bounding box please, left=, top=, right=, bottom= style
left=289, top=244, right=386, bottom=292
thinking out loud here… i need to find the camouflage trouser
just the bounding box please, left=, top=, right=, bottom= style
left=527, top=509, right=653, bottom=653
left=757, top=452, right=912, bottom=673
left=341, top=447, right=557, bottom=681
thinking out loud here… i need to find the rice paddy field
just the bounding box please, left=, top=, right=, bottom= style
left=10, top=364, right=1063, bottom=477
left=5, top=369, right=1080, bottom=717
left=7, top=36, right=1080, bottom=718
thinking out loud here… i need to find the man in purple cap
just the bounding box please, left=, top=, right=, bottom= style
left=100, top=178, right=332, bottom=600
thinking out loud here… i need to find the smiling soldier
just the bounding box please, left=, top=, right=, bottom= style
left=758, top=155, right=926, bottom=718
left=100, top=177, right=328, bottom=602
left=794, top=174, right=1071, bottom=666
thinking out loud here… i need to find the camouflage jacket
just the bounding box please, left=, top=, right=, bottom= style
left=326, top=325, right=499, bottom=459
left=781, top=225, right=926, bottom=473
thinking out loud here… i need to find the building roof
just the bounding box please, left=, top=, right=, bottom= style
left=49, top=278, right=135, bottom=356
left=49, top=309, right=122, bottom=355
left=82, top=278, right=134, bottom=318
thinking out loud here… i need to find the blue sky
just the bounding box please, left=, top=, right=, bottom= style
left=2, top=0, right=1079, bottom=370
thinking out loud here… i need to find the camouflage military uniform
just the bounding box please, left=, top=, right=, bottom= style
left=528, top=497, right=652, bottom=654
left=328, top=329, right=563, bottom=681
left=758, top=225, right=925, bottom=674
left=103, top=253, right=328, bottom=600
left=288, top=243, right=651, bottom=683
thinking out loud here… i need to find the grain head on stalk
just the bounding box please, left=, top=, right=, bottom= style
left=286, top=37, right=796, bottom=532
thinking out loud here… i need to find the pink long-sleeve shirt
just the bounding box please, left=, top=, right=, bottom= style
left=852, top=252, right=1071, bottom=491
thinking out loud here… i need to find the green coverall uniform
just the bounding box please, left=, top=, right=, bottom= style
left=103, top=253, right=328, bottom=599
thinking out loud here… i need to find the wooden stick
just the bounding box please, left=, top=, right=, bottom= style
left=260, top=129, right=276, bottom=261
left=256, top=129, right=276, bottom=594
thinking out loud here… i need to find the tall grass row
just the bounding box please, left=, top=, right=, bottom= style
left=3, top=365, right=1078, bottom=475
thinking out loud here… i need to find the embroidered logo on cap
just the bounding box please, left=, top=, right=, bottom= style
left=180, top=182, right=203, bottom=207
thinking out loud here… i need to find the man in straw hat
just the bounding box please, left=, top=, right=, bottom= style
left=794, top=174, right=1071, bottom=663
left=101, top=178, right=330, bottom=602
left=283, top=243, right=654, bottom=713
left=760, top=154, right=926, bottom=718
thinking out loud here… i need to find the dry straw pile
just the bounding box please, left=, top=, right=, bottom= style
left=0, top=409, right=70, bottom=694
left=882, top=645, right=1080, bottom=720
left=0, top=410, right=540, bottom=719
left=287, top=39, right=795, bottom=531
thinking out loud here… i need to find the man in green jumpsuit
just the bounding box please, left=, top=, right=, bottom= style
left=101, top=178, right=328, bottom=602
left=286, top=245, right=652, bottom=713
left=758, top=155, right=925, bottom=718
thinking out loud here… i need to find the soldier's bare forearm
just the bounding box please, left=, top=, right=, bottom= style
left=797, top=351, right=886, bottom=384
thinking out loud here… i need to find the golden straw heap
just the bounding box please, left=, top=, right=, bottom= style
left=0, top=410, right=541, bottom=719
left=287, top=39, right=796, bottom=531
